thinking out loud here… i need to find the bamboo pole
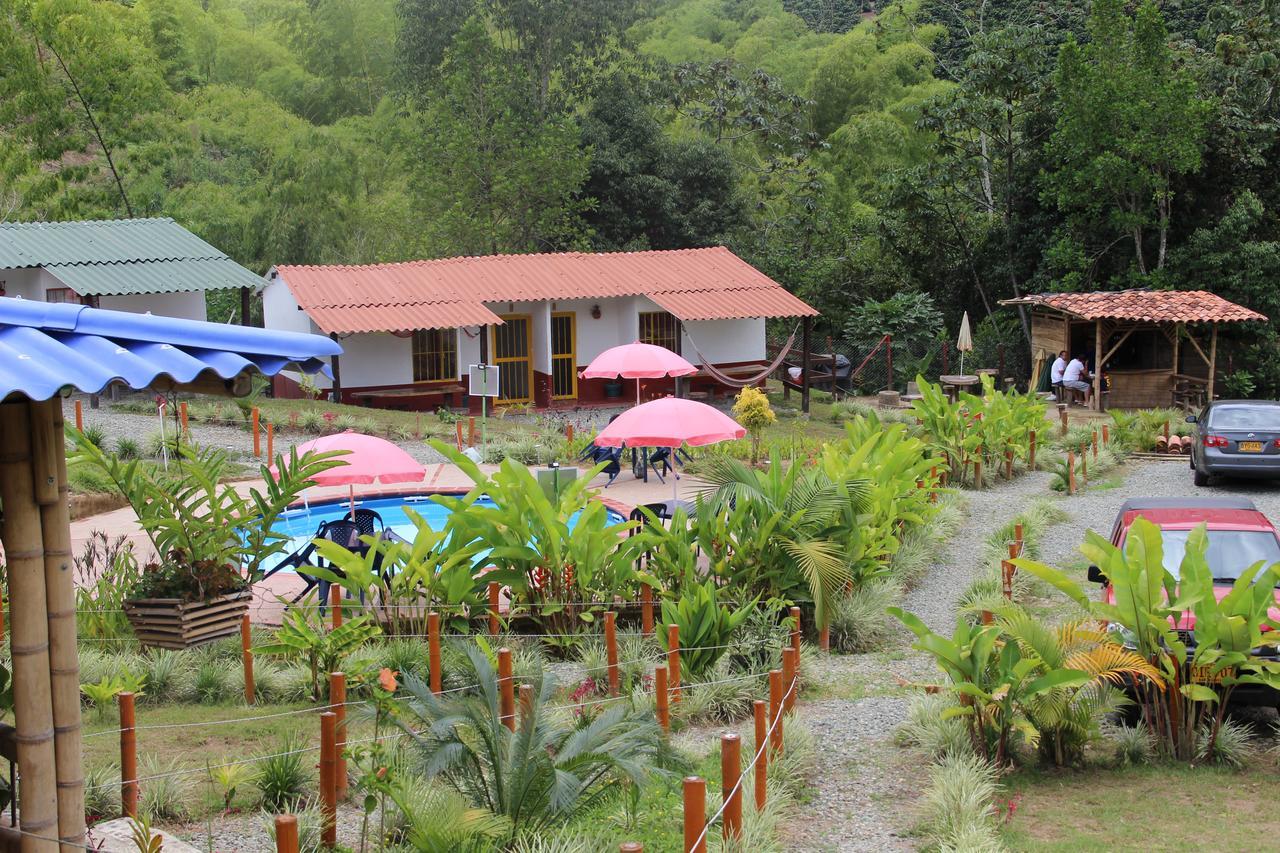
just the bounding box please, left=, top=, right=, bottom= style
left=519, top=683, right=534, bottom=727
left=427, top=612, right=442, bottom=695
left=656, top=666, right=670, bottom=731
left=73, top=400, right=82, bottom=432
left=721, top=734, right=743, bottom=841
left=605, top=611, right=619, bottom=696
left=274, top=815, right=299, bottom=853
left=789, top=606, right=801, bottom=662
left=330, top=672, right=347, bottom=801
left=1002, top=560, right=1014, bottom=600
left=319, top=712, right=337, bottom=849
left=1067, top=451, right=1076, bottom=495
left=252, top=407, right=261, bottom=457
left=1029, top=430, right=1037, bottom=469
left=242, top=614, right=255, bottom=705
left=1102, top=424, right=1110, bottom=445
left=329, top=584, right=342, bottom=631
left=267, top=422, right=274, bottom=462
left=498, top=648, right=515, bottom=731
left=667, top=624, right=681, bottom=703
left=120, top=692, right=137, bottom=820
left=180, top=401, right=188, bottom=432
left=782, top=647, right=797, bottom=714
left=683, top=776, right=706, bottom=853
left=768, top=669, right=784, bottom=754
left=0, top=402, right=60, bottom=852
left=1092, top=429, right=1098, bottom=459
left=31, top=399, right=85, bottom=849
left=468, top=417, right=476, bottom=448
left=1059, top=404, right=1068, bottom=436
left=753, top=700, right=768, bottom=810
left=488, top=581, right=501, bottom=635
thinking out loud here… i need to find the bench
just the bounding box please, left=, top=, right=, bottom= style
left=352, top=384, right=466, bottom=410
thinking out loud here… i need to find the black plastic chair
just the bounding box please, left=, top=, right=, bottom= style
left=290, top=520, right=361, bottom=612
left=348, top=508, right=384, bottom=537
left=581, top=443, right=622, bottom=486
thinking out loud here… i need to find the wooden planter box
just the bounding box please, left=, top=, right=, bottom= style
left=124, top=589, right=252, bottom=649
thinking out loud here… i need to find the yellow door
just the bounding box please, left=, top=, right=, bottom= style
left=492, top=315, right=534, bottom=404
left=551, top=312, right=577, bottom=400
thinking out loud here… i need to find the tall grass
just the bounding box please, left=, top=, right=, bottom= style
left=918, top=753, right=1003, bottom=852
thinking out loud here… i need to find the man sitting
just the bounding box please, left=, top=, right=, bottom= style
left=1062, top=354, right=1091, bottom=405
left=1050, top=350, right=1067, bottom=401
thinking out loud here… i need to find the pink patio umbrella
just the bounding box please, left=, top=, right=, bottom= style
left=270, top=430, right=426, bottom=515
left=580, top=340, right=697, bottom=404
left=594, top=397, right=746, bottom=498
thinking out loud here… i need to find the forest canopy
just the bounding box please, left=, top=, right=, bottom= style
left=3, top=0, right=1280, bottom=392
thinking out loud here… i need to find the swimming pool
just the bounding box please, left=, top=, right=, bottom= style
left=270, top=493, right=628, bottom=569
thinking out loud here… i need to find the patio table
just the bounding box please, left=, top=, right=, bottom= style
left=938, top=374, right=980, bottom=402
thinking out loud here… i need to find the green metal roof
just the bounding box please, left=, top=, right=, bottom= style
left=0, top=218, right=261, bottom=295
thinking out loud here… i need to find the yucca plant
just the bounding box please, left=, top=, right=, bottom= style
left=395, top=647, right=672, bottom=836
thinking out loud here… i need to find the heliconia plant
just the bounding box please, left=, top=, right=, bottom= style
left=910, top=375, right=1044, bottom=487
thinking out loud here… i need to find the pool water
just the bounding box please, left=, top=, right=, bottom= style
left=270, top=493, right=626, bottom=570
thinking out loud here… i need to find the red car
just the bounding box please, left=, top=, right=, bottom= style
left=1088, top=497, right=1280, bottom=705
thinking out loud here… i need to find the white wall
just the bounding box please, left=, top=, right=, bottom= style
left=679, top=318, right=766, bottom=365
left=0, top=267, right=62, bottom=300
left=262, top=277, right=316, bottom=335
left=97, top=290, right=208, bottom=321
left=333, top=333, right=414, bottom=388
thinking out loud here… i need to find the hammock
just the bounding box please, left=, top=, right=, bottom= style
left=686, top=326, right=799, bottom=388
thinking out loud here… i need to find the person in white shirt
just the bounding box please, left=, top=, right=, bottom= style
left=1062, top=355, right=1091, bottom=403
left=1050, top=351, right=1067, bottom=399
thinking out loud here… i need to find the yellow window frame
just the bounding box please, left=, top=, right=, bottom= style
left=551, top=311, right=578, bottom=400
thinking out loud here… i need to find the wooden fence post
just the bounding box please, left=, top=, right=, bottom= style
left=753, top=699, right=768, bottom=810
left=789, top=606, right=801, bottom=663
left=656, top=666, right=670, bottom=732
left=1092, top=429, right=1098, bottom=459
left=782, top=647, right=797, bottom=714
left=1067, top=451, right=1076, bottom=495
left=120, top=691, right=137, bottom=818
left=768, top=669, right=784, bottom=754
left=319, top=711, right=337, bottom=849
left=640, top=584, right=654, bottom=636
left=566, top=423, right=574, bottom=444
left=721, top=733, right=743, bottom=842
left=267, top=422, right=274, bottom=461
left=180, top=401, right=189, bottom=432
left=1005, top=448, right=1014, bottom=479
left=1002, top=560, right=1014, bottom=600
left=1059, top=404, right=1068, bottom=436
left=1014, top=523, right=1024, bottom=555
left=498, top=648, right=515, bottom=731
left=667, top=624, right=681, bottom=703
left=605, top=611, right=619, bottom=696
left=455, top=421, right=464, bottom=451
left=1029, top=430, right=1037, bottom=470
left=330, top=672, right=347, bottom=801
left=74, top=399, right=83, bottom=432
left=683, top=776, right=707, bottom=853
left=974, top=454, right=983, bottom=489
left=488, top=581, right=501, bottom=635
left=241, top=614, right=255, bottom=705
left=428, top=611, right=442, bottom=695
left=1080, top=451, right=1088, bottom=485
left=275, top=814, right=299, bottom=853
left=468, top=416, right=477, bottom=448
left=329, top=584, right=342, bottom=631
left=519, top=683, right=535, bottom=727
left=252, top=407, right=261, bottom=457
left=1102, top=424, right=1110, bottom=445
left=1163, top=420, right=1170, bottom=441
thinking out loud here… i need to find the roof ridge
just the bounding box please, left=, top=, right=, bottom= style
left=0, top=217, right=176, bottom=229
left=275, top=245, right=732, bottom=272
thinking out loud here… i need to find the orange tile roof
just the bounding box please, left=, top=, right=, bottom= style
left=275, top=247, right=817, bottom=334
left=1004, top=290, right=1267, bottom=324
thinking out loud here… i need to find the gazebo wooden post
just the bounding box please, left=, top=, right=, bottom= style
left=31, top=399, right=85, bottom=849
left=1208, top=323, right=1218, bottom=402
left=801, top=316, right=811, bottom=414
left=1093, top=320, right=1103, bottom=412
left=0, top=402, right=60, bottom=852
left=1172, top=323, right=1181, bottom=376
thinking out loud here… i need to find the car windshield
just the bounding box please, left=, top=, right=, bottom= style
left=1209, top=406, right=1280, bottom=430
left=1156, top=529, right=1280, bottom=582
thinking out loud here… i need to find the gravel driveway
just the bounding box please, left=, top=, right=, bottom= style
left=789, top=457, right=1280, bottom=852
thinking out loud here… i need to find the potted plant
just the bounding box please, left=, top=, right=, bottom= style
left=70, top=435, right=343, bottom=648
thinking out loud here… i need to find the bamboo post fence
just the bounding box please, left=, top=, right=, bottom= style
left=454, top=421, right=463, bottom=451
left=1005, top=449, right=1014, bottom=479
left=667, top=624, right=681, bottom=703
left=1059, top=404, right=1069, bottom=435
left=566, top=423, right=574, bottom=443
left=641, top=585, right=654, bottom=635
left=242, top=614, right=256, bottom=705
left=752, top=700, right=768, bottom=810
left=428, top=612, right=442, bottom=695
left=768, top=669, right=783, bottom=754
left=1002, top=560, right=1014, bottom=600
left=789, top=606, right=801, bottom=662
left=498, top=648, right=515, bottom=731
left=656, top=667, right=670, bottom=731
left=319, top=711, right=337, bottom=849
left=252, top=407, right=261, bottom=457
left=1029, top=430, right=1037, bottom=469
left=1102, top=424, right=1110, bottom=445
left=720, top=733, right=743, bottom=841
left=180, top=401, right=189, bottom=432
left=74, top=399, right=83, bottom=432
left=781, top=647, right=797, bottom=715
left=330, top=672, right=347, bottom=801
left=1067, top=451, right=1076, bottom=495
left=605, top=611, right=620, bottom=696
left=468, top=417, right=476, bottom=448
left=683, top=776, right=707, bottom=853
left=330, top=585, right=342, bottom=631
left=0, top=402, right=61, bottom=850
left=267, top=422, right=274, bottom=461
left=1080, top=452, right=1088, bottom=485
left=973, top=454, right=983, bottom=489
left=274, top=814, right=299, bottom=853
left=488, top=582, right=500, bottom=635
left=1092, top=429, right=1098, bottom=459
left=519, top=683, right=535, bottom=727
left=120, top=691, right=138, bottom=819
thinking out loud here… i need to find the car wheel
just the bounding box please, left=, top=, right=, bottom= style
left=1193, top=466, right=1210, bottom=487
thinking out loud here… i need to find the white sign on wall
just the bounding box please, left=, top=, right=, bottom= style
left=469, top=364, right=500, bottom=397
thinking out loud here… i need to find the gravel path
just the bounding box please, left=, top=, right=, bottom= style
left=789, top=457, right=1280, bottom=852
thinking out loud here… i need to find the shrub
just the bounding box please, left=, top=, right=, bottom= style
left=80, top=424, right=108, bottom=447
left=84, top=763, right=120, bottom=823
left=139, top=650, right=190, bottom=704
left=918, top=753, right=1002, bottom=851
left=679, top=658, right=757, bottom=724
left=1110, top=724, right=1154, bottom=767
left=138, top=756, right=191, bottom=821
left=379, top=638, right=431, bottom=683
left=262, top=803, right=325, bottom=853
left=826, top=581, right=899, bottom=653
left=332, top=414, right=358, bottom=432
left=659, top=578, right=754, bottom=678
left=1198, top=718, right=1255, bottom=768
left=194, top=660, right=232, bottom=704
left=896, top=694, right=973, bottom=760
left=115, top=437, right=141, bottom=460
left=256, top=736, right=313, bottom=810
left=732, top=386, right=776, bottom=464
left=298, top=410, right=324, bottom=434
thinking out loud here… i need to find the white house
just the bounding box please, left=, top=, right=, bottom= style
left=0, top=218, right=262, bottom=321
left=263, top=247, right=817, bottom=410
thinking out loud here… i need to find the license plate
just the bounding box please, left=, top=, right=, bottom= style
left=1239, top=441, right=1264, bottom=453
left=1190, top=664, right=1234, bottom=684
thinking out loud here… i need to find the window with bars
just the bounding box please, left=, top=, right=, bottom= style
left=639, top=311, right=679, bottom=353
left=411, top=329, right=458, bottom=382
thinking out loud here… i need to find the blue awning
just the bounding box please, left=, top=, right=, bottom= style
left=0, top=297, right=341, bottom=402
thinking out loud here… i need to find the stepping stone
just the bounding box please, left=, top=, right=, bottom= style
left=89, top=818, right=201, bottom=852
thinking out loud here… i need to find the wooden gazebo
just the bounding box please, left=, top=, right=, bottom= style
left=0, top=297, right=338, bottom=851
left=1001, top=290, right=1267, bottom=410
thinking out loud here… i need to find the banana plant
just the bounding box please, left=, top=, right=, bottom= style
left=1013, top=518, right=1280, bottom=760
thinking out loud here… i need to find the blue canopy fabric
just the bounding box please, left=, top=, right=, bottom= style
left=0, top=296, right=341, bottom=402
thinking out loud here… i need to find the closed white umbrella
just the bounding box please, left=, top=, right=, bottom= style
left=957, top=311, right=973, bottom=374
